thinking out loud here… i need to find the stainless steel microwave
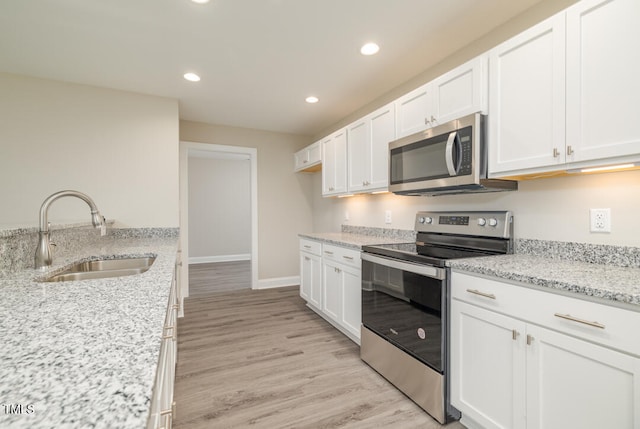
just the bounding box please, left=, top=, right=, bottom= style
left=388, top=113, right=517, bottom=196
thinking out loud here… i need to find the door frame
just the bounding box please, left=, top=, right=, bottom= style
left=179, top=141, right=258, bottom=306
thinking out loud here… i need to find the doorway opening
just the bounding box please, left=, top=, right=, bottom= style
left=179, top=142, right=258, bottom=303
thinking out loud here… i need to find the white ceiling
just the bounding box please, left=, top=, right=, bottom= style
left=0, top=0, right=543, bottom=136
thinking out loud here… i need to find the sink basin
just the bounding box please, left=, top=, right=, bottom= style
left=43, top=256, right=156, bottom=282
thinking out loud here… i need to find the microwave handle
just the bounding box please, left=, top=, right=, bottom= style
left=445, top=131, right=461, bottom=176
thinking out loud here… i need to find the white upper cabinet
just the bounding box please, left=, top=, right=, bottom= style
left=347, top=103, right=395, bottom=193
left=347, top=118, right=369, bottom=193
left=395, top=83, right=433, bottom=138
left=566, top=0, right=640, bottom=164
left=395, top=55, right=488, bottom=139
left=490, top=0, right=640, bottom=177
left=488, top=14, right=567, bottom=175
left=321, top=128, right=348, bottom=196
left=431, top=55, right=488, bottom=126
left=369, top=103, right=395, bottom=190
left=294, top=141, right=321, bottom=172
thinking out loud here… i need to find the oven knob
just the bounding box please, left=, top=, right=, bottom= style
left=418, top=217, right=426, bottom=224
left=477, top=217, right=487, bottom=227
left=489, top=218, right=498, bottom=227
left=425, top=216, right=433, bottom=224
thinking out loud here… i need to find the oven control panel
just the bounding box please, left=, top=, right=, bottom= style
left=415, top=211, right=512, bottom=238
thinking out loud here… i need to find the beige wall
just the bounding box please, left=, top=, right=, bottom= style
left=309, top=0, right=639, bottom=247
left=188, top=156, right=251, bottom=259
left=0, top=73, right=179, bottom=228
left=312, top=170, right=640, bottom=246
left=180, top=120, right=313, bottom=281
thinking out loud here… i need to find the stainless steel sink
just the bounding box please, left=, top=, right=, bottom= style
left=43, top=256, right=156, bottom=282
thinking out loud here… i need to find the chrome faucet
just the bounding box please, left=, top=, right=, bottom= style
left=34, top=190, right=106, bottom=270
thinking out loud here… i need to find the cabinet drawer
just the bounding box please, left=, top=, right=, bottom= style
left=452, top=272, right=640, bottom=357
left=322, top=244, right=361, bottom=269
left=299, top=238, right=321, bottom=256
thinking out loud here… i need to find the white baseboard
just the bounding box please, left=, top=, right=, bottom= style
left=256, top=275, right=300, bottom=290
left=189, top=254, right=251, bottom=264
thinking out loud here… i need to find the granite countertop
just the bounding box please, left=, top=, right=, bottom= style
left=449, top=254, right=640, bottom=309
left=299, top=232, right=412, bottom=250
left=0, top=234, right=179, bottom=429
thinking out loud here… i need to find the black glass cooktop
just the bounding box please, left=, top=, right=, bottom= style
left=362, top=242, right=498, bottom=267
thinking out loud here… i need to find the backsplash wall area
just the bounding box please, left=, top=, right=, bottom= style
left=311, top=169, right=640, bottom=247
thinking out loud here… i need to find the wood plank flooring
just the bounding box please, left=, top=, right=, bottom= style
left=188, top=261, right=251, bottom=297
left=173, top=286, right=465, bottom=429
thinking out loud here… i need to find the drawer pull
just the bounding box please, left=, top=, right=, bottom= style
left=466, top=289, right=496, bottom=300
left=304, top=245, right=312, bottom=249
left=342, top=255, right=354, bottom=261
left=512, top=329, right=519, bottom=341
left=324, top=251, right=334, bottom=255
left=527, top=334, right=534, bottom=345
left=554, top=313, right=605, bottom=329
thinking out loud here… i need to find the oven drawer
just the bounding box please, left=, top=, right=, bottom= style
left=323, top=244, right=361, bottom=269
left=451, top=271, right=640, bottom=356
left=299, top=238, right=322, bottom=256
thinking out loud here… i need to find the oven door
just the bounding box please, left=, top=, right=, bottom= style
left=361, top=252, right=446, bottom=373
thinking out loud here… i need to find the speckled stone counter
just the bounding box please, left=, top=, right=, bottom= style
left=299, top=232, right=412, bottom=250
left=0, top=231, right=179, bottom=428
left=449, top=253, right=640, bottom=309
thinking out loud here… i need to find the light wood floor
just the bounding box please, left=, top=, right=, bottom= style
left=173, top=286, right=465, bottom=429
left=188, top=261, right=251, bottom=297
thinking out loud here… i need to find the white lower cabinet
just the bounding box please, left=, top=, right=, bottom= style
left=147, top=257, right=181, bottom=429
left=451, top=272, right=640, bottom=429
left=299, top=238, right=362, bottom=344
left=299, top=238, right=322, bottom=309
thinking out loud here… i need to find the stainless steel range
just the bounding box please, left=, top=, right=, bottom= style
left=360, top=211, right=513, bottom=424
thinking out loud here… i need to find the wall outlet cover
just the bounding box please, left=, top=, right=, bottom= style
left=385, top=210, right=392, bottom=224
left=590, top=208, right=611, bottom=233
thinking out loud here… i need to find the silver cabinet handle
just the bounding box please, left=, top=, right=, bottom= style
left=342, top=255, right=354, bottom=261
left=425, top=118, right=430, bottom=125
left=304, top=256, right=310, bottom=261
left=567, top=145, right=574, bottom=156
left=324, top=251, right=334, bottom=255
left=466, top=289, right=496, bottom=300
left=527, top=334, right=534, bottom=345
left=304, top=245, right=312, bottom=249
left=162, top=326, right=175, bottom=340
left=554, top=313, right=605, bottom=329
left=553, top=148, right=560, bottom=157
left=431, top=115, right=437, bottom=123
left=512, top=330, right=519, bottom=341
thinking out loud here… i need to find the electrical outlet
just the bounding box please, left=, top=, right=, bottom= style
left=385, top=210, right=392, bottom=224
left=590, top=208, right=611, bottom=233
left=344, top=211, right=350, bottom=221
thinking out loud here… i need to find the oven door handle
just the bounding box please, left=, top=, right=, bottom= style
left=362, top=253, right=446, bottom=280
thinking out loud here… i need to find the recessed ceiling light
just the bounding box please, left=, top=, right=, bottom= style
left=305, top=96, right=319, bottom=104
left=191, top=0, right=210, bottom=4
left=360, top=42, right=380, bottom=56
left=183, top=72, right=201, bottom=82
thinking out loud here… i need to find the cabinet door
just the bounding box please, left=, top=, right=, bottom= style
left=566, top=0, right=640, bottom=164
left=488, top=14, right=566, bottom=175
left=322, top=129, right=348, bottom=196
left=300, top=252, right=312, bottom=301
left=369, top=103, right=395, bottom=191
left=451, top=300, right=527, bottom=429
left=395, top=83, right=432, bottom=138
left=432, top=55, right=487, bottom=125
left=294, top=148, right=309, bottom=171
left=340, top=264, right=361, bottom=341
left=526, top=324, right=640, bottom=429
left=308, top=253, right=322, bottom=309
left=347, top=119, right=370, bottom=193
left=322, top=259, right=342, bottom=323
